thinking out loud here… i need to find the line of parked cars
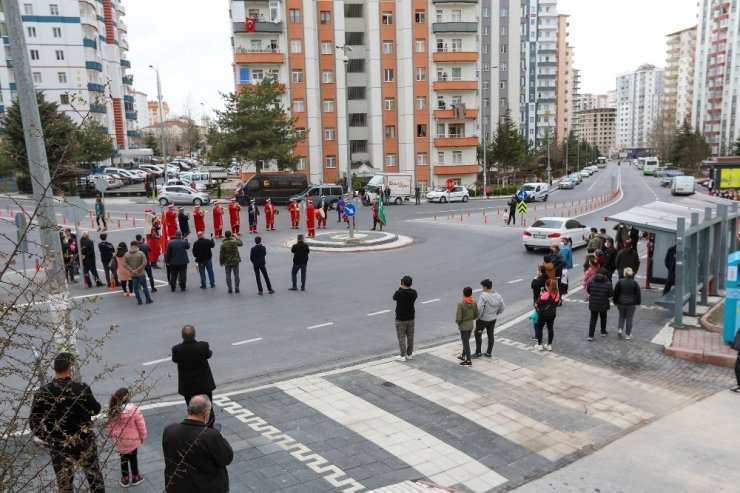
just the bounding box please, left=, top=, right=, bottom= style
left=558, top=165, right=599, bottom=190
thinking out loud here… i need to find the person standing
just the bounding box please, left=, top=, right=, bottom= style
left=147, top=214, right=162, bottom=269
left=507, top=195, right=517, bottom=225
left=114, top=242, right=133, bottom=297
left=94, top=195, right=106, bottom=232
left=615, top=239, right=641, bottom=279
left=79, top=231, right=104, bottom=288
left=212, top=200, right=225, bottom=238
left=193, top=204, right=206, bottom=235
left=731, top=328, right=740, bottom=394
left=98, top=232, right=118, bottom=288
left=473, top=279, right=505, bottom=358
left=371, top=199, right=383, bottom=230
left=414, top=186, right=421, bottom=205
left=164, top=203, right=178, bottom=240
left=60, top=234, right=77, bottom=284
left=247, top=198, right=259, bottom=234
left=559, top=237, right=573, bottom=294
left=219, top=231, right=243, bottom=294
left=264, top=198, right=276, bottom=231
left=305, top=198, right=316, bottom=237
left=586, top=268, right=613, bottom=341
left=162, top=395, right=233, bottom=493
left=135, top=234, right=157, bottom=292
left=534, top=279, right=559, bottom=351
left=384, top=186, right=391, bottom=204
left=107, top=388, right=147, bottom=487
left=30, top=352, right=105, bottom=493
left=249, top=235, right=275, bottom=295
left=228, top=197, right=241, bottom=236
left=336, top=195, right=345, bottom=222
left=663, top=244, right=677, bottom=295
left=602, top=239, right=618, bottom=281
left=288, top=198, right=301, bottom=229
left=177, top=207, right=191, bottom=239
left=613, top=267, right=641, bottom=340
left=171, top=325, right=217, bottom=428
left=392, top=275, right=418, bottom=361
left=485, top=184, right=491, bottom=198
left=289, top=234, right=309, bottom=291
left=165, top=231, right=190, bottom=292
left=124, top=240, right=154, bottom=305
left=316, top=196, right=327, bottom=229
left=192, top=231, right=216, bottom=289
left=455, top=287, right=480, bottom=366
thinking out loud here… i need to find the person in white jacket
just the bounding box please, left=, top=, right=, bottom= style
left=472, top=278, right=505, bottom=358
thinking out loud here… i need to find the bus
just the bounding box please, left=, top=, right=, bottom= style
left=640, top=157, right=660, bottom=175
left=596, top=156, right=607, bottom=168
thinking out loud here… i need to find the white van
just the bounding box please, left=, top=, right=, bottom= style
left=519, top=182, right=550, bottom=202
left=671, top=176, right=695, bottom=196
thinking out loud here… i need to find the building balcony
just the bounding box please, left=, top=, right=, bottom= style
left=433, top=51, right=478, bottom=63
left=434, top=135, right=479, bottom=147
left=127, top=130, right=140, bottom=137
left=432, top=22, right=478, bottom=34
left=234, top=48, right=285, bottom=64
left=233, top=21, right=284, bottom=34
left=538, top=61, right=557, bottom=67
left=83, top=37, right=97, bottom=49
left=125, top=111, right=137, bottom=120
left=90, top=104, right=107, bottom=114
left=434, top=164, right=480, bottom=175
left=124, top=95, right=134, bottom=102
left=434, top=108, right=479, bottom=119
left=538, top=49, right=557, bottom=55
left=433, top=80, right=477, bottom=91
left=122, top=75, right=134, bottom=85
left=538, top=74, right=557, bottom=79
left=87, top=82, right=105, bottom=93
left=537, top=97, right=556, bottom=103
left=120, top=58, right=131, bottom=68
left=5, top=59, right=12, bottom=68
left=86, top=61, right=103, bottom=72
left=114, top=2, right=126, bottom=14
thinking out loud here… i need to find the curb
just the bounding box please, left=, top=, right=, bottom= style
left=664, top=344, right=735, bottom=368
left=699, top=298, right=724, bottom=334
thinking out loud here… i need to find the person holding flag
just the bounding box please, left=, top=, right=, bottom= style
left=228, top=197, right=241, bottom=236
left=264, top=198, right=276, bottom=231
left=372, top=196, right=386, bottom=231
left=193, top=204, right=206, bottom=235
left=212, top=200, right=224, bottom=238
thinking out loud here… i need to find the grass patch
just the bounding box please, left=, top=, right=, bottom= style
left=708, top=301, right=724, bottom=326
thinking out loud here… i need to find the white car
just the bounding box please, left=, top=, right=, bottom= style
left=523, top=217, right=589, bottom=251
left=558, top=178, right=575, bottom=189
left=157, top=185, right=210, bottom=206
left=426, top=185, right=469, bottom=203
left=580, top=169, right=591, bottom=177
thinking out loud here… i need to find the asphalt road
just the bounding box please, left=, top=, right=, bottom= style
left=1, top=164, right=679, bottom=399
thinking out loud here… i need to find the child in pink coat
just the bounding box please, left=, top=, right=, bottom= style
left=107, top=388, right=147, bottom=487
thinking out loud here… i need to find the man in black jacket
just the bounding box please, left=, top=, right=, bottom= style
left=30, top=352, right=104, bottom=493
left=79, top=231, right=104, bottom=288
left=172, top=325, right=217, bottom=427
left=98, top=232, right=117, bottom=287
left=192, top=231, right=216, bottom=289
left=393, top=275, right=418, bottom=361
left=135, top=234, right=157, bottom=292
left=162, top=395, right=233, bottom=493
left=165, top=231, right=190, bottom=291
left=250, top=235, right=274, bottom=294
left=289, top=234, right=310, bottom=291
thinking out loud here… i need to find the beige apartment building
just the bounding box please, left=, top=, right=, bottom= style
left=555, top=14, right=574, bottom=141
left=664, top=26, right=696, bottom=129
left=576, top=108, right=616, bottom=154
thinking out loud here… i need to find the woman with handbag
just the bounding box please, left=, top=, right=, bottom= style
left=613, top=267, right=641, bottom=340
left=534, top=279, right=560, bottom=351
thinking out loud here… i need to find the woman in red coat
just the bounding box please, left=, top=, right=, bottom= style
left=147, top=216, right=162, bottom=268
left=193, top=205, right=206, bottom=234
left=305, top=198, right=316, bottom=237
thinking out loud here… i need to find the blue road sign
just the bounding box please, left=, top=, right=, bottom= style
left=344, top=203, right=356, bottom=217
left=516, top=190, right=529, bottom=202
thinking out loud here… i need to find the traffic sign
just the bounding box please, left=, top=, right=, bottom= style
left=516, top=190, right=529, bottom=202
left=517, top=201, right=528, bottom=215
left=91, top=175, right=108, bottom=193
left=445, top=178, right=455, bottom=192
left=344, top=203, right=356, bottom=217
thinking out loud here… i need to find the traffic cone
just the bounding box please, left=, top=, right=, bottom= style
left=434, top=213, right=437, bottom=220
left=467, top=210, right=471, bottom=217
left=133, top=218, right=136, bottom=227
left=109, top=278, right=116, bottom=290
left=125, top=213, right=129, bottom=221
left=34, top=257, right=40, bottom=273
left=117, top=220, right=121, bottom=229
left=90, top=218, right=94, bottom=228
left=460, top=214, right=463, bottom=222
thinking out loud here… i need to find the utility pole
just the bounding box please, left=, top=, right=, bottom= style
left=337, top=45, right=354, bottom=240
left=149, top=65, right=167, bottom=162
left=3, top=0, right=73, bottom=348
left=565, top=135, right=569, bottom=176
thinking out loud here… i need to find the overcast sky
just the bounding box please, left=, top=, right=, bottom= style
left=125, top=0, right=698, bottom=118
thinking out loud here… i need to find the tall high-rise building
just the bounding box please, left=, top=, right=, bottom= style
left=0, top=0, right=136, bottom=150
left=615, top=64, right=665, bottom=152
left=664, top=26, right=696, bottom=129
left=230, top=1, right=526, bottom=189
left=576, top=108, right=616, bottom=156
left=520, top=0, right=559, bottom=148
left=693, top=0, right=739, bottom=155
left=555, top=14, right=573, bottom=142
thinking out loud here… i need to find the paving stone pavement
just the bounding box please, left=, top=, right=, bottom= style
left=27, top=288, right=733, bottom=493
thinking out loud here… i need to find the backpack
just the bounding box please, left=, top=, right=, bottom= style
left=536, top=295, right=557, bottom=318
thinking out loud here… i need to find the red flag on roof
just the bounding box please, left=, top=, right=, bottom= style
left=245, top=17, right=256, bottom=32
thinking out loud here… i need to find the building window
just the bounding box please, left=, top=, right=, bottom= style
left=290, top=39, right=302, bottom=53
left=52, top=27, right=62, bottom=38
left=417, top=153, right=427, bottom=165
left=295, top=128, right=306, bottom=139
left=483, top=7, right=490, bottom=17
left=49, top=4, right=59, bottom=15
left=350, top=140, right=368, bottom=153
left=296, top=157, right=306, bottom=170
left=323, top=99, right=334, bottom=112
left=451, top=68, right=461, bottom=80
left=289, top=9, right=301, bottom=23
left=32, top=72, right=42, bottom=83
left=293, top=99, right=305, bottom=112
left=501, top=7, right=508, bottom=17
left=349, top=113, right=367, bottom=126
left=30, top=49, right=39, bottom=60
left=501, top=26, right=508, bottom=36
left=321, top=41, right=332, bottom=54
left=386, top=154, right=397, bottom=167
left=415, top=10, right=425, bottom=23
left=500, top=44, right=507, bottom=53
left=27, top=26, right=36, bottom=37
left=60, top=93, right=69, bottom=105
left=385, top=125, right=396, bottom=138
left=451, top=39, right=462, bottom=51
left=483, top=26, right=489, bottom=35
left=500, top=62, right=507, bottom=71
left=320, top=11, right=331, bottom=24
left=452, top=151, right=463, bottom=164
left=416, top=67, right=426, bottom=81
left=347, top=59, right=365, bottom=72
left=384, top=69, right=394, bottom=82
left=383, top=41, right=393, bottom=54
left=345, top=32, right=364, bottom=45
left=416, top=96, right=426, bottom=110
left=451, top=10, right=462, bottom=22
left=291, top=69, right=303, bottom=83
left=384, top=98, right=395, bottom=110
left=417, top=124, right=427, bottom=137
left=345, top=4, right=363, bottom=17
left=23, top=3, right=33, bottom=15
left=483, top=63, right=490, bottom=71
left=322, top=70, right=333, bottom=83
left=58, top=72, right=67, bottom=83
left=325, top=155, right=336, bottom=168
left=382, top=11, right=393, bottom=24
left=437, top=151, right=445, bottom=164
left=483, top=44, right=489, bottom=54
left=324, top=128, right=335, bottom=140
left=415, top=39, right=425, bottom=52
left=436, top=10, right=442, bottom=22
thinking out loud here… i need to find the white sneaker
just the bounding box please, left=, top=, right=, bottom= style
left=617, top=329, right=623, bottom=339
left=405, top=354, right=413, bottom=361
left=625, top=335, right=632, bottom=340
left=543, top=344, right=552, bottom=351
left=534, top=344, right=543, bottom=351
left=395, top=355, right=406, bottom=362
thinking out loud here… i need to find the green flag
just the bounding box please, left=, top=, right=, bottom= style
left=378, top=193, right=386, bottom=225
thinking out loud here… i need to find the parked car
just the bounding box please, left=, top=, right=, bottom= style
left=227, top=165, right=240, bottom=176
left=426, top=185, right=470, bottom=203
left=523, top=217, right=589, bottom=252
left=671, top=176, right=696, bottom=196
left=580, top=169, right=591, bottom=177
left=156, top=185, right=210, bottom=206
left=291, top=184, right=345, bottom=208
left=660, top=168, right=684, bottom=187
left=163, top=179, right=207, bottom=193
left=558, top=177, right=575, bottom=189
left=569, top=172, right=582, bottom=184
left=518, top=182, right=549, bottom=202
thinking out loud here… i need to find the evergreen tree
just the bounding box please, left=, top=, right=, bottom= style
left=143, top=133, right=160, bottom=156
left=732, top=138, right=740, bottom=156
left=72, top=121, right=116, bottom=166
left=667, top=122, right=711, bottom=167
left=489, top=109, right=531, bottom=171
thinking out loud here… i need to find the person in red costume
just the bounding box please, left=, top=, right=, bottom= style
left=288, top=199, right=300, bottom=229
left=305, top=198, right=316, bottom=237
left=228, top=197, right=241, bottom=235
left=212, top=201, right=224, bottom=238
left=193, top=204, right=206, bottom=234
left=164, top=203, right=178, bottom=240
left=264, top=198, right=276, bottom=231
left=147, top=215, right=162, bottom=268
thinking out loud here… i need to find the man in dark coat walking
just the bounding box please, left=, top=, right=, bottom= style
left=615, top=239, right=641, bottom=279
left=249, top=235, right=274, bottom=295
left=663, top=244, right=677, bottom=295
left=171, top=325, right=217, bottom=428
left=165, top=231, right=190, bottom=291
left=79, top=231, right=104, bottom=288
left=192, top=231, right=216, bottom=289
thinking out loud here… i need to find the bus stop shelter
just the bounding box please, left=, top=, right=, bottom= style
left=607, top=195, right=740, bottom=327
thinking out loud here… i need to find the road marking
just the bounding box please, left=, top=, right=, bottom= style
left=367, top=309, right=391, bottom=316
left=507, top=278, right=523, bottom=284
left=421, top=298, right=440, bottom=304
left=232, top=337, right=264, bottom=346
left=142, top=357, right=170, bottom=366
left=306, top=322, right=334, bottom=330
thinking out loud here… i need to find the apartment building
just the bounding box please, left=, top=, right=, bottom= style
left=664, top=26, right=696, bottom=129
left=576, top=107, right=616, bottom=155
left=230, top=1, right=528, bottom=189
left=693, top=0, right=739, bottom=155
left=615, top=64, right=665, bottom=151
left=555, top=13, right=573, bottom=142
left=520, top=0, right=559, bottom=148
left=0, top=0, right=136, bottom=150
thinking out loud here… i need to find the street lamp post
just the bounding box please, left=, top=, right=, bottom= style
left=482, top=84, right=487, bottom=198
left=200, top=101, right=206, bottom=157
left=565, top=135, right=569, bottom=176
left=149, top=65, right=167, bottom=162
left=545, top=110, right=552, bottom=185
left=336, top=45, right=354, bottom=240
